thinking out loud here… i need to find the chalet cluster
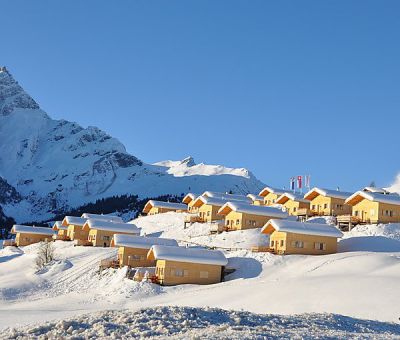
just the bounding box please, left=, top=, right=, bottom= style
left=144, top=185, right=400, bottom=255
left=6, top=213, right=227, bottom=286
left=4, top=184, right=398, bottom=288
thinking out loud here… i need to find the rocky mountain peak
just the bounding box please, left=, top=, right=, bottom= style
left=180, top=156, right=195, bottom=167
left=0, top=67, right=41, bottom=116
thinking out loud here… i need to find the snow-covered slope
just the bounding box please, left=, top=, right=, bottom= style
left=0, top=213, right=399, bottom=333
left=0, top=67, right=264, bottom=222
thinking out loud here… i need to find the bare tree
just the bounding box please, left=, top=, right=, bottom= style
left=35, top=241, right=55, bottom=270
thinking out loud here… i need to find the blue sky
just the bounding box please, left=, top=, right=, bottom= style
left=1, top=1, right=399, bottom=190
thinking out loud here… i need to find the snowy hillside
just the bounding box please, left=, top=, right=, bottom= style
left=0, top=68, right=264, bottom=222
left=0, top=213, right=400, bottom=337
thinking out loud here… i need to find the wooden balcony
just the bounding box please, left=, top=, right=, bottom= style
left=210, top=221, right=226, bottom=234
left=295, top=208, right=316, bottom=217
left=53, top=235, right=70, bottom=241
left=99, top=258, right=120, bottom=270
left=251, top=246, right=275, bottom=253
left=184, top=214, right=203, bottom=223
left=336, top=215, right=362, bottom=230
left=2, top=239, right=17, bottom=247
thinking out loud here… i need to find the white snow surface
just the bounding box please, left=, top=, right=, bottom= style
left=84, top=219, right=140, bottom=234
left=0, top=212, right=399, bottom=335
left=112, top=234, right=178, bottom=249
left=2, top=306, right=400, bottom=339
left=11, top=225, right=54, bottom=236
left=149, top=244, right=228, bottom=266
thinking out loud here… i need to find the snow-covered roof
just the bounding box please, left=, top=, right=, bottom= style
left=111, top=234, right=178, bottom=249
left=83, top=219, right=140, bottom=234
left=148, top=245, right=228, bottom=266
left=247, top=194, right=264, bottom=201
left=276, top=192, right=309, bottom=204
left=62, top=216, right=87, bottom=227
left=11, top=225, right=54, bottom=236
left=81, top=213, right=123, bottom=223
left=261, top=219, right=343, bottom=238
left=52, top=221, right=67, bottom=231
left=192, top=196, right=232, bottom=208
left=218, top=201, right=288, bottom=218
left=182, top=193, right=198, bottom=204
left=345, top=191, right=400, bottom=206
left=304, top=187, right=353, bottom=201
left=259, top=186, right=287, bottom=197
left=143, top=200, right=187, bottom=213
left=362, top=187, right=391, bottom=194
left=201, top=191, right=251, bottom=203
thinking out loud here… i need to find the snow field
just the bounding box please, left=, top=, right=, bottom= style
left=0, top=212, right=400, bottom=333
left=2, top=306, right=400, bottom=339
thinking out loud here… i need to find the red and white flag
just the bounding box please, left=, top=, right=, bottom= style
left=297, top=175, right=302, bottom=189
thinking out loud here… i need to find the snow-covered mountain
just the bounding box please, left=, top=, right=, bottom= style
left=0, top=67, right=265, bottom=222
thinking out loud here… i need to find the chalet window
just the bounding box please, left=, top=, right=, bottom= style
left=294, top=241, right=304, bottom=248
left=183, top=270, right=189, bottom=277
left=354, top=211, right=359, bottom=216
left=200, top=271, right=209, bottom=278
left=280, top=240, right=284, bottom=247
left=370, top=209, right=375, bottom=216
left=226, top=220, right=230, bottom=226
left=207, top=211, right=211, bottom=216
left=130, top=255, right=141, bottom=260
left=312, top=205, right=316, bottom=210
left=314, top=242, right=326, bottom=250
left=270, top=240, right=274, bottom=247
left=236, top=219, right=240, bottom=225
left=324, top=204, right=328, bottom=209
left=252, top=220, right=256, bottom=226
left=103, top=236, right=110, bottom=241
left=293, top=207, right=297, bottom=212
left=175, top=269, right=184, bottom=277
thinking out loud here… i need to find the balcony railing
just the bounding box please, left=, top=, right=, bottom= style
left=2, top=239, right=17, bottom=247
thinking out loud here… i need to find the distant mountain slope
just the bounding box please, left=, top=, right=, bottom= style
left=0, top=67, right=264, bottom=222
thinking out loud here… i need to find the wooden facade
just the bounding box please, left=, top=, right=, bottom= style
left=182, top=193, right=199, bottom=213
left=147, top=245, right=228, bottom=286
left=261, top=219, right=343, bottom=255
left=111, top=235, right=179, bottom=267
left=143, top=200, right=187, bottom=215
left=247, top=194, right=265, bottom=206
left=84, top=220, right=140, bottom=247
left=218, top=202, right=288, bottom=231
left=304, top=188, right=352, bottom=216
left=153, top=259, right=223, bottom=286
left=275, top=193, right=310, bottom=216
left=62, top=217, right=89, bottom=242
left=11, top=225, right=54, bottom=247
left=345, top=191, right=400, bottom=224
left=259, top=187, right=287, bottom=206
left=191, top=196, right=226, bottom=222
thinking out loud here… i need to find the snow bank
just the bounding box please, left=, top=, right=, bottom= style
left=2, top=306, right=399, bottom=339
left=132, top=212, right=268, bottom=250
left=339, top=223, right=400, bottom=252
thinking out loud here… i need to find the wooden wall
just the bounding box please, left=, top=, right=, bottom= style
left=155, top=259, right=223, bottom=285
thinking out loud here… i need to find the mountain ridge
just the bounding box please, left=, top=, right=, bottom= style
left=0, top=67, right=265, bottom=223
